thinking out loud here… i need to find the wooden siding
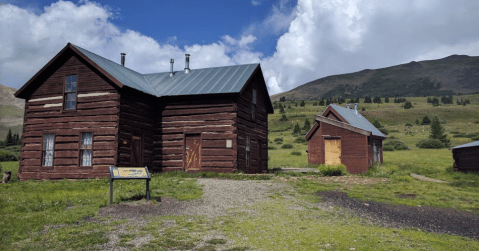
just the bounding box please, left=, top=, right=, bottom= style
left=453, top=146, right=479, bottom=172
left=117, top=90, right=155, bottom=169
left=155, top=97, right=238, bottom=173
left=308, top=122, right=370, bottom=174
left=19, top=54, right=120, bottom=180
left=236, top=73, right=268, bottom=173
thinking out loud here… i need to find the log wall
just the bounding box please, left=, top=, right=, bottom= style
left=236, top=73, right=269, bottom=173
left=155, top=97, right=238, bottom=173
left=117, top=90, right=155, bottom=169
left=453, top=146, right=479, bottom=172
left=19, top=54, right=120, bottom=180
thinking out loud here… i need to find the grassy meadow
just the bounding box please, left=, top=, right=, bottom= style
left=1, top=94, right=479, bottom=250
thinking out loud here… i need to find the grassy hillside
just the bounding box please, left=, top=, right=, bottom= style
left=0, top=84, right=24, bottom=139
left=267, top=94, right=479, bottom=169
left=271, top=55, right=479, bottom=101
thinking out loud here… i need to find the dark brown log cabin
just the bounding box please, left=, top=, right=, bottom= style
left=14, top=43, right=273, bottom=180
left=452, top=140, right=479, bottom=172
left=305, top=104, right=385, bottom=174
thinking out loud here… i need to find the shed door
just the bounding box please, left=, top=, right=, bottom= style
left=325, top=139, right=341, bottom=165
left=131, top=135, right=143, bottom=167
left=184, top=134, right=201, bottom=172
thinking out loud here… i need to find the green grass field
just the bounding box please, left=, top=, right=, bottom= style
left=1, top=94, right=479, bottom=250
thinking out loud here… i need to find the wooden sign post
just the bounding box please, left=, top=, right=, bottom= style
left=109, top=166, right=151, bottom=204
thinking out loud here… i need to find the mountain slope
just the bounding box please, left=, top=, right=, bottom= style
left=271, top=55, right=479, bottom=101
left=0, top=84, right=24, bottom=139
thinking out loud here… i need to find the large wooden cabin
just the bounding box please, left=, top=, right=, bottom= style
left=14, top=43, right=273, bottom=180
left=452, top=140, right=479, bottom=172
left=305, top=104, right=385, bottom=174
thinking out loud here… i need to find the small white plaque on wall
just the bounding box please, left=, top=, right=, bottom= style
left=226, top=139, right=232, bottom=148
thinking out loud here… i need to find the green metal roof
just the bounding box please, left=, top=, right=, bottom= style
left=72, top=44, right=259, bottom=97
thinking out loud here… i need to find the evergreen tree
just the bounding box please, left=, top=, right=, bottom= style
left=293, top=122, right=301, bottom=134
left=312, top=102, right=318, bottom=106
left=288, top=105, right=291, bottom=109
left=280, top=96, right=286, bottom=102
left=6, top=129, right=14, bottom=146
left=303, top=118, right=311, bottom=130
left=403, top=101, right=413, bottom=109
left=364, top=96, right=372, bottom=103
left=373, top=97, right=382, bottom=103
left=319, top=99, right=325, bottom=106
left=429, top=116, right=450, bottom=147
left=300, top=100, right=305, bottom=107
left=421, top=115, right=431, bottom=125
left=279, top=106, right=285, bottom=113
left=372, top=119, right=383, bottom=129
left=385, top=97, right=389, bottom=103
left=279, top=114, right=288, bottom=121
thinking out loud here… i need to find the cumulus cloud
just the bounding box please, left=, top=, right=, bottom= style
left=2, top=0, right=479, bottom=96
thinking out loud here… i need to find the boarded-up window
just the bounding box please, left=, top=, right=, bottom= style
left=253, top=89, right=257, bottom=104
left=42, top=134, right=54, bottom=166
left=64, top=75, right=77, bottom=110
left=246, top=136, right=250, bottom=167
left=80, top=132, right=93, bottom=166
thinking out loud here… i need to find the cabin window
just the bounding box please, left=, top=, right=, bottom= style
left=42, top=134, right=55, bottom=166
left=64, top=75, right=77, bottom=110
left=252, top=89, right=257, bottom=104
left=80, top=132, right=93, bottom=166
left=373, top=141, right=380, bottom=162
left=246, top=136, right=250, bottom=167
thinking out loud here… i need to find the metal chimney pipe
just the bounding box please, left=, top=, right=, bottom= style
left=184, top=54, right=190, bottom=74
left=121, top=53, right=126, bottom=67
left=354, top=103, right=358, bottom=114
left=346, top=103, right=350, bottom=109
left=170, top=59, right=174, bottom=77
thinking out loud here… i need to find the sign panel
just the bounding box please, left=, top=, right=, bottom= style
left=110, top=166, right=150, bottom=179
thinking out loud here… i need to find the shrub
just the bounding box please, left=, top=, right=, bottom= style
left=294, top=137, right=307, bottom=143
left=279, top=114, right=288, bottom=121
left=383, top=145, right=395, bottom=151
left=421, top=115, right=431, bottom=125
left=384, top=139, right=409, bottom=150
left=318, top=164, right=348, bottom=176
left=274, top=138, right=283, bottom=142
left=405, top=123, right=413, bottom=127
left=268, top=146, right=277, bottom=150
left=291, top=151, right=302, bottom=156
left=416, top=138, right=445, bottom=149
left=403, top=101, right=413, bottom=109
left=361, top=107, right=366, bottom=111
left=281, top=144, right=294, bottom=149
left=379, top=128, right=389, bottom=135
left=389, top=130, right=399, bottom=133
left=0, top=149, right=18, bottom=161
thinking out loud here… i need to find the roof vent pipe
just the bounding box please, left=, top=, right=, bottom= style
left=354, top=103, right=358, bottom=115
left=121, top=53, right=126, bottom=67
left=184, top=54, right=190, bottom=74
left=170, top=59, right=174, bottom=77
left=346, top=103, right=350, bottom=109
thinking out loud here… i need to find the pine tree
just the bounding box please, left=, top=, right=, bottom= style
left=279, top=106, right=285, bottom=113
left=300, top=100, right=305, bottom=107
left=429, top=116, right=450, bottom=147
left=279, top=114, right=288, bottom=121
left=403, top=101, right=413, bottom=109
left=385, top=97, right=389, bottom=103
left=6, top=129, right=14, bottom=146
left=303, top=118, right=311, bottom=130
left=293, top=122, right=301, bottom=134
left=421, top=115, right=431, bottom=125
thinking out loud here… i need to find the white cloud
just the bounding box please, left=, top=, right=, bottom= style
left=252, top=0, right=261, bottom=6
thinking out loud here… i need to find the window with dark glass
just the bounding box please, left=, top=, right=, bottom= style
left=80, top=132, right=92, bottom=166
left=42, top=134, right=54, bottom=166
left=65, top=75, right=77, bottom=110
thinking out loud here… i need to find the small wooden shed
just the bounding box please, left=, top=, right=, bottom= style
left=452, top=140, right=479, bottom=172
left=305, top=104, right=386, bottom=174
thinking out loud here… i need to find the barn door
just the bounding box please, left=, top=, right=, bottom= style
left=131, top=135, right=143, bottom=167
left=184, top=134, right=201, bottom=172
left=325, top=138, right=341, bottom=165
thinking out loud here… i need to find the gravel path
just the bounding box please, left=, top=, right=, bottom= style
left=99, top=179, right=285, bottom=219
left=317, top=191, right=479, bottom=240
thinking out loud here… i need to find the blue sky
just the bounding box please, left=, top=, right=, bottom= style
left=2, top=0, right=479, bottom=95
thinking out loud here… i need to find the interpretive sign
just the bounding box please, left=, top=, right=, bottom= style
left=109, top=166, right=151, bottom=204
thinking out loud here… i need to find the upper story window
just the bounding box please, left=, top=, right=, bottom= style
left=252, top=89, right=257, bottom=120
left=64, top=75, right=77, bottom=110
left=252, top=89, right=257, bottom=104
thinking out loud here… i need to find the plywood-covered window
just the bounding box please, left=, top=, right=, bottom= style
left=42, top=134, right=55, bottom=166
left=80, top=132, right=93, bottom=166
left=64, top=75, right=77, bottom=110
left=246, top=136, right=250, bottom=167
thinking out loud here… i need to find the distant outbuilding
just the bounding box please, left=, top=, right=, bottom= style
left=305, top=104, right=386, bottom=174
left=452, top=140, right=479, bottom=172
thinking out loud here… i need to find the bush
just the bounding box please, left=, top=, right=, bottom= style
left=379, top=128, right=389, bottom=135
left=383, top=145, right=395, bottom=151
left=0, top=149, right=18, bottom=161
left=291, top=151, right=302, bottom=156
left=274, top=138, right=283, bottom=142
left=268, top=146, right=277, bottom=150
left=384, top=139, right=409, bottom=150
left=416, top=138, right=445, bottom=149
left=281, top=144, right=294, bottom=149
left=279, top=114, right=288, bottom=121
left=318, top=164, right=348, bottom=176
left=294, top=137, right=307, bottom=143
left=405, top=123, right=413, bottom=127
